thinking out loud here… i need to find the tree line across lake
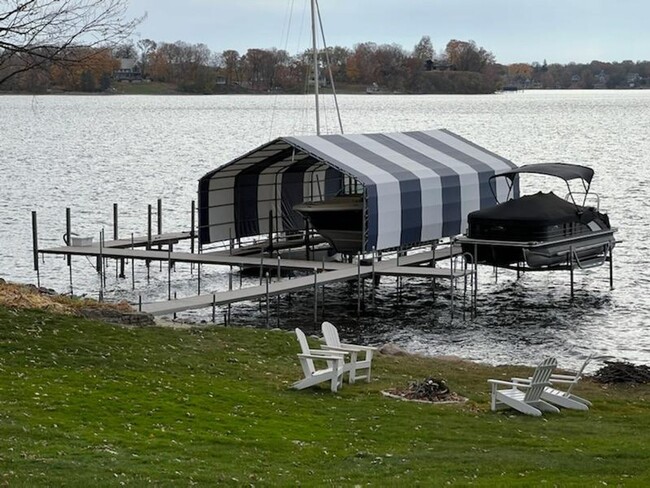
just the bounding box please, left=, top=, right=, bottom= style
left=2, top=35, right=648, bottom=94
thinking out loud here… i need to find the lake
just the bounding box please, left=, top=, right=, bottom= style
left=1, top=90, right=649, bottom=370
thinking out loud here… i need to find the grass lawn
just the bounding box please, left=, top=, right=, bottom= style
left=1, top=305, right=649, bottom=486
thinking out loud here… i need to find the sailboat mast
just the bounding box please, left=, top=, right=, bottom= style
left=311, top=0, right=321, bottom=135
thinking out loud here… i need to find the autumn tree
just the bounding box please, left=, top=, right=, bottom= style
left=221, top=49, right=240, bottom=85
left=0, top=0, right=142, bottom=86
left=50, top=47, right=118, bottom=91
left=413, top=35, right=434, bottom=61
left=445, top=39, right=494, bottom=72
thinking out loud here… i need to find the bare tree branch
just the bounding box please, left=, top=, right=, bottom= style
left=0, top=0, right=143, bottom=85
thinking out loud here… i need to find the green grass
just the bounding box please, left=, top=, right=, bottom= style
left=1, top=306, right=649, bottom=486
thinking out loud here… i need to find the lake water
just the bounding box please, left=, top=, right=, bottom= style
left=2, top=90, right=649, bottom=370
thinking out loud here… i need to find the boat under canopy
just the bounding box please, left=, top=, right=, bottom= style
left=198, top=129, right=518, bottom=254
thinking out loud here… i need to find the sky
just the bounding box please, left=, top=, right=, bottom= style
left=126, top=0, right=649, bottom=65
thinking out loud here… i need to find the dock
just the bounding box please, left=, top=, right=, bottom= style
left=31, top=201, right=473, bottom=321
left=37, top=229, right=469, bottom=317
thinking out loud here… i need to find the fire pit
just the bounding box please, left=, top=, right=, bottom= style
left=382, top=377, right=467, bottom=404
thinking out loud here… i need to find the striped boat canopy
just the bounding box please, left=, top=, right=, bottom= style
left=198, top=129, right=518, bottom=252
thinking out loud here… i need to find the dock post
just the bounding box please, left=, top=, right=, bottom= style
left=138, top=295, right=142, bottom=312
left=473, top=243, right=478, bottom=314
left=68, top=257, right=74, bottom=296
left=431, top=243, right=436, bottom=301
left=268, top=210, right=274, bottom=256
left=98, top=229, right=104, bottom=302
left=609, top=245, right=614, bottom=290
left=157, top=199, right=163, bottom=271
left=212, top=294, right=216, bottom=322
left=321, top=257, right=325, bottom=318
left=114, top=203, right=125, bottom=278
left=357, top=252, right=362, bottom=314
left=190, top=200, right=196, bottom=255
left=167, top=246, right=172, bottom=300
left=157, top=198, right=162, bottom=236
left=31, top=211, right=40, bottom=288
left=65, top=207, right=71, bottom=266
left=265, top=272, right=270, bottom=327
left=450, top=242, right=455, bottom=319
left=570, top=246, right=575, bottom=299
left=197, top=262, right=201, bottom=295
left=131, top=233, right=135, bottom=290
left=304, top=219, right=310, bottom=260
left=313, top=268, right=318, bottom=324
left=147, top=204, right=152, bottom=249
left=371, top=247, right=376, bottom=307
left=228, top=265, right=233, bottom=324
left=146, top=204, right=152, bottom=281
left=173, top=292, right=177, bottom=320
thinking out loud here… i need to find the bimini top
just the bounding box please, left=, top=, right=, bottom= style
left=199, top=129, right=518, bottom=252
left=494, top=163, right=594, bottom=184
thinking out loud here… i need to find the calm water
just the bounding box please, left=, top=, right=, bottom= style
left=2, top=91, right=649, bottom=370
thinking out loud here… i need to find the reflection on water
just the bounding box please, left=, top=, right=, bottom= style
left=2, top=91, right=649, bottom=370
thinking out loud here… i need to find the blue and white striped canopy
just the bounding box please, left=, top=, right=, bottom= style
left=198, top=129, right=518, bottom=252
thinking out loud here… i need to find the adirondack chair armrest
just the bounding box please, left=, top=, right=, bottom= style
left=488, top=379, right=528, bottom=388
left=511, top=377, right=532, bottom=384
left=298, top=353, right=344, bottom=362
left=310, top=348, right=349, bottom=357
left=339, top=343, right=378, bottom=352
left=550, top=373, right=579, bottom=381
left=319, top=345, right=352, bottom=353
left=309, top=349, right=349, bottom=359
left=548, top=377, right=578, bottom=385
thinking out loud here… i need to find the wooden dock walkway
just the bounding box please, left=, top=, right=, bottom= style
left=40, top=233, right=467, bottom=317
left=140, top=260, right=466, bottom=316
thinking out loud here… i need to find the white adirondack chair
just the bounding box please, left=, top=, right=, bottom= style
left=292, top=328, right=346, bottom=393
left=541, top=354, right=614, bottom=409
left=320, top=321, right=377, bottom=384
left=488, top=357, right=560, bottom=417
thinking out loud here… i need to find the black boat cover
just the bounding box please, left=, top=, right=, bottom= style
left=468, top=192, right=591, bottom=225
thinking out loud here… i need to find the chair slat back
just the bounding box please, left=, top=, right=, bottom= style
left=524, top=357, right=557, bottom=402
left=322, top=321, right=342, bottom=348
left=295, top=328, right=315, bottom=375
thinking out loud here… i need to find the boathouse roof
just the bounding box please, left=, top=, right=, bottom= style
left=198, top=129, right=518, bottom=252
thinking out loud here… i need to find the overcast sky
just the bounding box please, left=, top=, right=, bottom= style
left=126, top=0, right=648, bottom=65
